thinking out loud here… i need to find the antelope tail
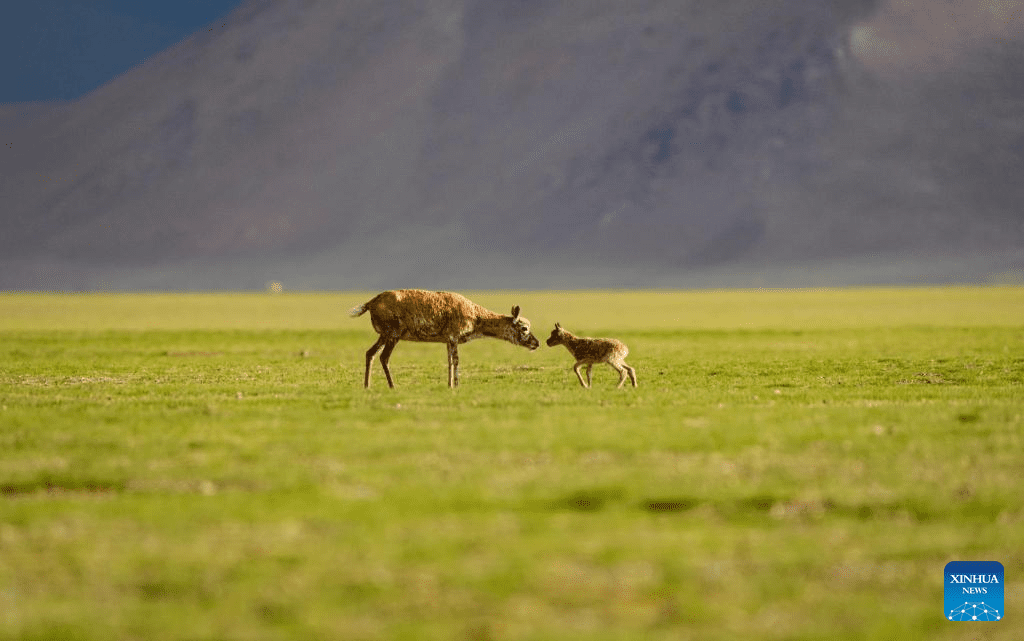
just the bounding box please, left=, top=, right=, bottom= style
left=349, top=302, right=369, bottom=317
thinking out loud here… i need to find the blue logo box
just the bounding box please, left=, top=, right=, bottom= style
left=945, top=561, right=1004, bottom=621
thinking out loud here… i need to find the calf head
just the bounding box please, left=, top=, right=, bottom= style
left=546, top=322, right=567, bottom=347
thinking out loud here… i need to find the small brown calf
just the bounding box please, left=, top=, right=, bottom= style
left=545, top=323, right=637, bottom=389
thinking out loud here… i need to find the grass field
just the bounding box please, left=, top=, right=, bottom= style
left=1, top=288, right=1022, bottom=640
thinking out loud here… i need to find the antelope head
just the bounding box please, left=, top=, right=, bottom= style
left=509, top=305, right=540, bottom=350
left=545, top=322, right=568, bottom=347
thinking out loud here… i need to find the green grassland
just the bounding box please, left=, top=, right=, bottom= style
left=1, top=288, right=1022, bottom=640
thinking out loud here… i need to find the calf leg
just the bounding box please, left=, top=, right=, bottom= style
left=573, top=362, right=589, bottom=388
left=585, top=364, right=594, bottom=387
left=609, top=362, right=628, bottom=388
left=364, top=337, right=386, bottom=388
left=624, top=362, right=637, bottom=387
left=379, top=340, right=398, bottom=388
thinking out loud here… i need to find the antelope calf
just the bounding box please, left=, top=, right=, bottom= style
left=545, top=323, right=637, bottom=389
left=350, top=289, right=540, bottom=388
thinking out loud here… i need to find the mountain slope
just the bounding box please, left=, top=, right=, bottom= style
left=2, top=0, right=1022, bottom=290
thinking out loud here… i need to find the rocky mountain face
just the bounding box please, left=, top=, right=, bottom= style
left=2, top=0, right=1022, bottom=290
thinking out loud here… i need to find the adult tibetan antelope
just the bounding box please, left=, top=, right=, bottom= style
left=350, top=289, right=540, bottom=388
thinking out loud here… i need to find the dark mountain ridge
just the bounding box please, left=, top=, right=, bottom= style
left=2, top=0, right=1022, bottom=290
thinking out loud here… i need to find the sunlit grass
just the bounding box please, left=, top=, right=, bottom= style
left=4, top=286, right=1023, bottom=330
left=1, top=288, right=1022, bottom=640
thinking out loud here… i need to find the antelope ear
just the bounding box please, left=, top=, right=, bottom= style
left=555, top=322, right=561, bottom=330
left=511, top=305, right=520, bottom=320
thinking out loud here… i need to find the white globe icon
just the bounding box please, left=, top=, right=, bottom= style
left=947, top=602, right=1001, bottom=621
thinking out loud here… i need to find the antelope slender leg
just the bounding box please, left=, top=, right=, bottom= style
left=610, top=362, right=627, bottom=388
left=573, top=362, right=589, bottom=388
left=364, top=337, right=386, bottom=388
left=379, top=340, right=398, bottom=388
left=585, top=364, right=594, bottom=387
left=624, top=363, right=637, bottom=387
left=454, top=346, right=460, bottom=387
left=449, top=341, right=460, bottom=388
left=444, top=343, right=452, bottom=387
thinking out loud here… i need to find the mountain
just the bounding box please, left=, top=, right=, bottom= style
left=2, top=0, right=1022, bottom=290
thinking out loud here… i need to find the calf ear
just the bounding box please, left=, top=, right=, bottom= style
left=555, top=322, right=561, bottom=329
left=511, top=305, right=521, bottom=320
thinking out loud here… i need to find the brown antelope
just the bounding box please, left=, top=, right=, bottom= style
left=350, top=289, right=540, bottom=388
left=545, top=323, right=637, bottom=389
